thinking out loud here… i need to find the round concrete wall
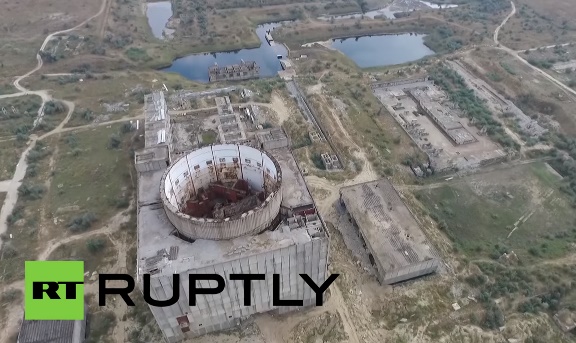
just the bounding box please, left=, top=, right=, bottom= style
left=160, top=144, right=282, bottom=240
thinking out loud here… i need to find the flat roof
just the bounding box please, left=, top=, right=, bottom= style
left=256, top=128, right=287, bottom=143
left=340, top=179, right=438, bottom=273
left=137, top=171, right=318, bottom=275
left=270, top=147, right=314, bottom=210
left=135, top=145, right=168, bottom=163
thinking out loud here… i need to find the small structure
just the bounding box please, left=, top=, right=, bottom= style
left=208, top=60, right=260, bottom=82
left=256, top=128, right=289, bottom=151
left=340, top=179, right=440, bottom=284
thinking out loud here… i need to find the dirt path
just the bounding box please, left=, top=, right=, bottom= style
left=494, top=1, right=576, bottom=98
left=0, top=0, right=109, bottom=245
left=99, top=0, right=113, bottom=39
left=493, top=1, right=515, bottom=46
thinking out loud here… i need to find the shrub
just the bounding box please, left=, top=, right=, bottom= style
left=7, top=204, right=25, bottom=225
left=86, top=238, right=106, bottom=253
left=311, top=153, right=326, bottom=170
left=68, top=212, right=97, bottom=232
left=18, top=183, right=45, bottom=200
left=108, top=134, right=121, bottom=149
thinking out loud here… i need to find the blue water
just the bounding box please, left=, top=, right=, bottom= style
left=161, top=23, right=288, bottom=83
left=330, top=33, right=435, bottom=68
left=146, top=1, right=173, bottom=39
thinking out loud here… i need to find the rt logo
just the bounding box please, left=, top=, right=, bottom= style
left=25, top=261, right=85, bottom=320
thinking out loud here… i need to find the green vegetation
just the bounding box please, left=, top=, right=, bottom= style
left=0, top=140, right=26, bottom=180
left=125, top=47, right=151, bottom=62
left=423, top=26, right=463, bottom=54
left=86, top=311, right=116, bottom=343
left=430, top=65, right=519, bottom=150
left=48, top=124, right=134, bottom=225
left=86, top=238, right=106, bottom=253
left=201, top=130, right=218, bottom=145
left=311, top=153, right=326, bottom=170
left=49, top=235, right=112, bottom=272
left=499, top=62, right=516, bottom=75
left=68, top=212, right=97, bottom=232
left=416, top=162, right=576, bottom=260
left=0, top=95, right=42, bottom=137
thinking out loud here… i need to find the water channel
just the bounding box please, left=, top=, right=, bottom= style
left=160, top=23, right=288, bottom=83
left=146, top=1, right=174, bottom=39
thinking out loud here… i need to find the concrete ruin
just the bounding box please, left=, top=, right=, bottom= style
left=216, top=96, right=248, bottom=144
left=339, top=179, right=440, bottom=284
left=373, top=78, right=508, bottom=173
left=448, top=60, right=547, bottom=138
left=208, top=61, right=260, bottom=82
left=135, top=91, right=329, bottom=342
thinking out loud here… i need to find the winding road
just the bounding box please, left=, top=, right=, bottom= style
left=0, top=0, right=109, bottom=246
left=494, top=1, right=576, bottom=98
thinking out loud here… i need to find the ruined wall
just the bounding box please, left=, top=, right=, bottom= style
left=161, top=144, right=283, bottom=240
left=143, top=236, right=330, bottom=342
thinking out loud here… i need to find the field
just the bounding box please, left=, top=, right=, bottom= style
left=416, top=162, right=575, bottom=260
left=0, top=124, right=136, bottom=286
left=47, top=125, right=134, bottom=224
left=0, top=0, right=103, bottom=78
left=499, top=0, right=576, bottom=50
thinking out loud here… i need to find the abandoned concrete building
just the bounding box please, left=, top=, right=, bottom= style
left=208, top=61, right=260, bottom=82
left=339, top=179, right=440, bottom=284
left=135, top=91, right=329, bottom=342
left=373, top=77, right=508, bottom=173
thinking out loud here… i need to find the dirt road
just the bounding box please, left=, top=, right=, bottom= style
left=495, top=1, right=576, bottom=98
left=0, top=0, right=110, bottom=245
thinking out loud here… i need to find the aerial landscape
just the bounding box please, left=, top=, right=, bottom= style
left=2, top=0, right=576, bottom=342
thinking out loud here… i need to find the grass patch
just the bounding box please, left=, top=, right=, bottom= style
left=416, top=162, right=576, bottom=260
left=48, top=234, right=114, bottom=273
left=48, top=124, right=134, bottom=226
left=201, top=130, right=218, bottom=145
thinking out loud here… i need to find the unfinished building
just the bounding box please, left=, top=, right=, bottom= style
left=135, top=92, right=329, bottom=342
left=208, top=61, right=260, bottom=82
left=373, top=78, right=507, bottom=173
left=216, top=96, right=248, bottom=144
left=339, top=179, right=440, bottom=284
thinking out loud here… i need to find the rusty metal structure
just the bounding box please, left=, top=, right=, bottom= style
left=161, top=144, right=282, bottom=240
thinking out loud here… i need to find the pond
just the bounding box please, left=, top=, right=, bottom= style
left=161, top=23, right=288, bottom=83
left=329, top=33, right=435, bottom=68
left=146, top=1, right=174, bottom=40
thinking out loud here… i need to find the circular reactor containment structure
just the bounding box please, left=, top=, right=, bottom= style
left=161, top=144, right=283, bottom=240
